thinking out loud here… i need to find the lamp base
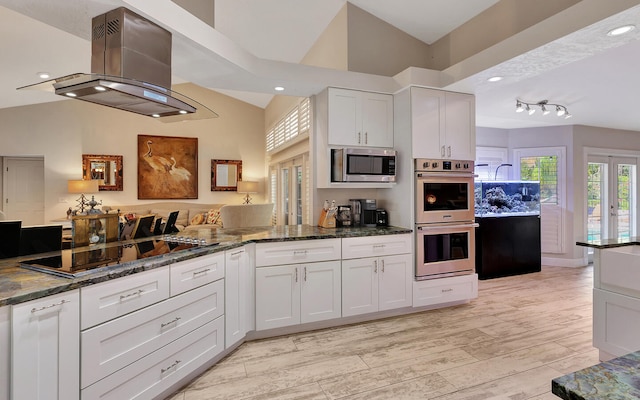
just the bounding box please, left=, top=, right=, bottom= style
left=242, top=194, right=252, bottom=204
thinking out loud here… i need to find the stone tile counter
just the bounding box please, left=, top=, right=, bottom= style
left=0, top=225, right=411, bottom=306
left=552, top=351, right=640, bottom=399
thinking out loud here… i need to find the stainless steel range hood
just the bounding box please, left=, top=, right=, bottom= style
left=19, top=7, right=217, bottom=121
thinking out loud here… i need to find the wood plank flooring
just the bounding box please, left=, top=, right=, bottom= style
left=168, top=265, right=597, bottom=400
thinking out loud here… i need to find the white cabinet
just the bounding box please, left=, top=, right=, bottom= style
left=256, top=261, right=341, bottom=330
left=412, top=274, right=479, bottom=307
left=12, top=290, right=80, bottom=400
left=328, top=88, right=393, bottom=148
left=170, top=252, right=225, bottom=296
left=81, top=266, right=170, bottom=330
left=255, top=239, right=342, bottom=331
left=0, top=306, right=9, bottom=400
left=225, top=245, right=254, bottom=348
left=411, top=87, right=475, bottom=160
left=341, top=235, right=413, bottom=317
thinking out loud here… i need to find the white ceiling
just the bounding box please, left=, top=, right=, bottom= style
left=2, top=0, right=640, bottom=133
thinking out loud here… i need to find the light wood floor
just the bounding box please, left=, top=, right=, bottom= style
left=168, top=265, right=597, bottom=400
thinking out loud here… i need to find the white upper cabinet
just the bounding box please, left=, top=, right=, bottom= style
left=411, top=87, right=475, bottom=160
left=328, top=88, right=393, bottom=148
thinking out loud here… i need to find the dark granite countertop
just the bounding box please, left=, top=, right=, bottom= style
left=0, top=225, right=411, bottom=307
left=576, top=236, right=640, bottom=249
left=552, top=351, right=640, bottom=399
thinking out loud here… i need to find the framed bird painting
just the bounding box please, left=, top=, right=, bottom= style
left=137, top=134, right=198, bottom=199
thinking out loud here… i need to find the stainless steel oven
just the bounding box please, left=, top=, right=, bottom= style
left=414, top=158, right=476, bottom=280
left=415, top=221, right=476, bottom=280
left=415, top=159, right=474, bottom=224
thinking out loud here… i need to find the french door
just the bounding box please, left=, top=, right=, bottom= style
left=587, top=156, right=637, bottom=241
left=270, top=154, right=309, bottom=226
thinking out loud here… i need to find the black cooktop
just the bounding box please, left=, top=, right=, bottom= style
left=20, top=239, right=204, bottom=278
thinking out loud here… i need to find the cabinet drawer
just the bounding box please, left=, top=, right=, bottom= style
left=170, top=252, right=225, bottom=296
left=413, top=274, right=478, bottom=307
left=81, top=267, right=170, bottom=329
left=81, top=280, right=224, bottom=388
left=82, top=315, right=224, bottom=400
left=255, top=239, right=341, bottom=267
left=594, top=288, right=640, bottom=358
left=342, top=234, right=411, bottom=260
left=600, top=246, right=640, bottom=297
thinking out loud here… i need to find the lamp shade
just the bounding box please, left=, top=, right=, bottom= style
left=237, top=181, right=258, bottom=193
left=68, top=179, right=99, bottom=194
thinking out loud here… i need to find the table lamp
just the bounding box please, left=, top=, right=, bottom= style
left=68, top=179, right=101, bottom=214
left=237, top=181, right=258, bottom=204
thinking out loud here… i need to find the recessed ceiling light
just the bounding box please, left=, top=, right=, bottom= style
left=179, top=110, right=187, bottom=114
left=38, top=72, right=50, bottom=79
left=274, top=86, right=285, bottom=91
left=94, top=86, right=106, bottom=91
left=65, top=92, right=77, bottom=97
left=607, top=24, right=635, bottom=36
left=487, top=76, right=503, bottom=82
left=152, top=114, right=160, bottom=118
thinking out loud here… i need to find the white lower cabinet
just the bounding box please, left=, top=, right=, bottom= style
left=412, top=274, right=478, bottom=307
left=342, top=254, right=412, bottom=317
left=82, top=316, right=224, bottom=400
left=12, top=290, right=80, bottom=400
left=81, top=280, right=224, bottom=388
left=0, top=306, right=9, bottom=400
left=593, top=288, right=640, bottom=357
left=256, top=261, right=341, bottom=330
left=225, top=245, right=254, bottom=348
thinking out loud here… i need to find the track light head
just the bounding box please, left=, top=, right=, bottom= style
left=556, top=106, right=565, bottom=116
left=527, top=105, right=535, bottom=115
left=516, top=101, right=524, bottom=112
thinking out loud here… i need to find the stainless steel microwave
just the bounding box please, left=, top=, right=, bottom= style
left=331, top=148, right=397, bottom=182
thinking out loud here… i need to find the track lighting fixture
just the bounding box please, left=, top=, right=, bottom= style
left=515, top=99, right=571, bottom=119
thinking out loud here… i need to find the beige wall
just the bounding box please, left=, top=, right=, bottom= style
left=300, top=5, right=349, bottom=71
left=0, top=83, right=265, bottom=222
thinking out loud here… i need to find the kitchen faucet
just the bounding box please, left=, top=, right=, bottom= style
left=495, top=163, right=512, bottom=180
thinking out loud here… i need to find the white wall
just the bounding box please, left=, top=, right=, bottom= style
left=0, top=84, right=265, bottom=222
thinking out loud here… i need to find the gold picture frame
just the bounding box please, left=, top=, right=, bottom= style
left=82, top=154, right=123, bottom=191
left=137, top=134, right=198, bottom=199
left=211, top=159, right=242, bottom=191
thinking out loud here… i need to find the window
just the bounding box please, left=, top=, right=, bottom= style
left=266, top=98, right=310, bottom=153
left=520, top=156, right=559, bottom=204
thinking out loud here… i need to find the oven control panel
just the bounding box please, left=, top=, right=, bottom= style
left=415, top=159, right=474, bottom=173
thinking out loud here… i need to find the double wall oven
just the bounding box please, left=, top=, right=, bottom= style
left=415, top=158, right=476, bottom=280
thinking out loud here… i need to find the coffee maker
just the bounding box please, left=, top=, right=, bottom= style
left=349, top=199, right=377, bottom=227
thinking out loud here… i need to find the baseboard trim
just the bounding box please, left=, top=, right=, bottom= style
left=542, top=256, right=588, bottom=267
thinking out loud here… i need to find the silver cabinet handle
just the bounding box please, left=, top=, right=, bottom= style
left=293, top=250, right=308, bottom=255
left=442, top=288, right=453, bottom=293
left=231, top=250, right=244, bottom=256
left=193, top=268, right=211, bottom=277
left=295, top=267, right=298, bottom=282
left=374, top=260, right=378, bottom=273
left=120, top=289, right=144, bottom=301
left=358, top=132, right=362, bottom=144
left=447, top=146, right=452, bottom=157
left=304, top=267, right=307, bottom=282
left=31, top=299, right=68, bottom=313
left=373, top=244, right=385, bottom=249
left=381, top=259, right=385, bottom=273
left=441, top=146, right=445, bottom=157
left=161, top=316, right=181, bottom=328
left=365, top=132, right=368, bottom=144
left=161, top=360, right=181, bottom=373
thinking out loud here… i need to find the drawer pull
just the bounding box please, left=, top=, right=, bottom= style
left=161, top=360, right=181, bottom=374
left=231, top=250, right=244, bottom=256
left=160, top=316, right=182, bottom=329
left=374, top=260, right=378, bottom=273
left=373, top=244, right=385, bottom=249
left=31, top=299, right=68, bottom=313
left=193, top=268, right=211, bottom=277
left=381, top=260, right=385, bottom=273
left=293, top=250, right=308, bottom=255
left=441, top=288, right=453, bottom=293
left=119, top=289, right=144, bottom=301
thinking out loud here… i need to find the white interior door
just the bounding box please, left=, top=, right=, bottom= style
left=3, top=157, right=44, bottom=226
left=587, top=155, right=636, bottom=241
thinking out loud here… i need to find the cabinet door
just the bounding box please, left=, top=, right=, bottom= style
left=342, top=258, right=379, bottom=317
left=12, top=290, right=80, bottom=400
left=225, top=246, right=249, bottom=348
left=361, top=92, right=393, bottom=148
left=256, top=265, right=300, bottom=330
left=444, top=92, right=475, bottom=160
left=594, top=288, right=640, bottom=358
left=328, top=88, right=361, bottom=146
left=301, top=261, right=341, bottom=323
left=0, top=306, right=8, bottom=400
left=411, top=87, right=445, bottom=159
left=378, top=254, right=413, bottom=311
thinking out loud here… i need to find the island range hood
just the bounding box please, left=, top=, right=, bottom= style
left=20, top=7, right=217, bottom=121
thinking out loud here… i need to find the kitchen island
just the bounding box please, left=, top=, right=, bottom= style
left=2, top=224, right=430, bottom=400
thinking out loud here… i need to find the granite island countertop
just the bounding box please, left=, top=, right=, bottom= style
left=552, top=351, right=640, bottom=399
left=0, top=224, right=411, bottom=307
left=576, top=236, right=640, bottom=249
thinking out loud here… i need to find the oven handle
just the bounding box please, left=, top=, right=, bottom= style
left=415, top=172, right=474, bottom=178
left=417, top=222, right=478, bottom=230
